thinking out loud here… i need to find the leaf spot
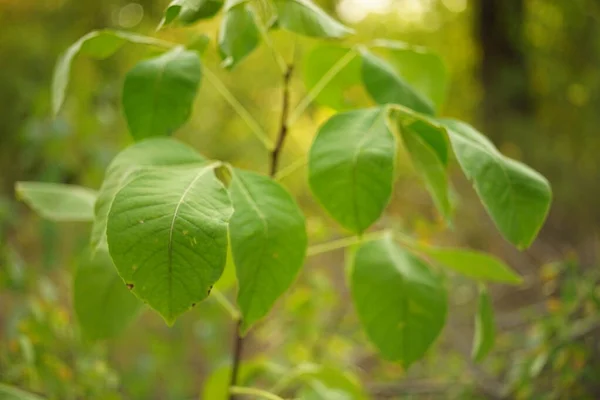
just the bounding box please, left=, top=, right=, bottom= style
left=126, top=283, right=134, bottom=290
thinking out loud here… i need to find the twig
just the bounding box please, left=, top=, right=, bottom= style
left=270, top=65, right=294, bottom=176
left=228, top=320, right=245, bottom=400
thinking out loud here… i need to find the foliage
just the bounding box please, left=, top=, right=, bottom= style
left=5, top=1, right=557, bottom=399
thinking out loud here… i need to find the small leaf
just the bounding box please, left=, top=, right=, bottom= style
left=106, top=163, right=233, bottom=324
left=15, top=182, right=96, bottom=222
left=396, top=114, right=451, bottom=220
left=218, top=0, right=260, bottom=69
left=309, top=107, right=395, bottom=234
left=415, top=245, right=522, bottom=285
left=52, top=30, right=170, bottom=116
left=74, top=251, right=143, bottom=340
left=122, top=46, right=202, bottom=140
left=273, top=0, right=353, bottom=38
left=302, top=45, right=365, bottom=110
left=159, top=0, right=224, bottom=28
left=229, top=169, right=307, bottom=332
left=371, top=39, right=448, bottom=110
left=440, top=119, right=552, bottom=249
left=472, top=286, right=495, bottom=361
left=361, top=49, right=435, bottom=116
left=351, top=235, right=447, bottom=366
left=0, top=384, right=45, bottom=400
left=92, top=138, right=206, bottom=252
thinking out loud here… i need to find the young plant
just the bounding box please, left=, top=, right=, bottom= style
left=14, top=0, right=552, bottom=398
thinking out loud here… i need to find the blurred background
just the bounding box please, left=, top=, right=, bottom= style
left=1, top=0, right=600, bottom=399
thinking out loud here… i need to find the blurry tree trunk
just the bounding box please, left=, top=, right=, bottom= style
left=475, top=0, right=533, bottom=145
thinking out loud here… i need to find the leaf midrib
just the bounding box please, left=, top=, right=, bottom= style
left=350, top=110, right=386, bottom=232
left=448, top=130, right=521, bottom=244
left=166, top=164, right=215, bottom=318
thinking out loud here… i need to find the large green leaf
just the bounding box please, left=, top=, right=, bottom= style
left=440, top=119, right=552, bottom=249
left=371, top=39, right=448, bottom=110
left=122, top=46, right=202, bottom=140
left=218, top=0, right=260, bottom=69
left=15, top=182, right=97, bottom=222
left=302, top=45, right=365, bottom=110
left=414, top=245, right=522, bottom=285
left=159, top=0, right=224, bottom=28
left=52, top=30, right=169, bottom=116
left=351, top=235, right=447, bottom=366
left=0, top=384, right=44, bottom=400
left=273, top=0, right=353, bottom=38
left=74, top=251, right=143, bottom=340
left=229, top=169, right=307, bottom=332
left=106, top=164, right=233, bottom=324
left=472, top=286, right=495, bottom=361
left=396, top=114, right=451, bottom=220
left=308, top=108, right=395, bottom=234
left=361, top=49, right=435, bottom=116
left=91, top=138, right=206, bottom=252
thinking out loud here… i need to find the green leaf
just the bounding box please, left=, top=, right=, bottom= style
left=122, top=46, right=202, bottom=140
left=218, top=0, right=260, bottom=69
left=440, top=119, right=552, bottom=249
left=52, top=30, right=170, bottom=116
left=472, top=286, right=495, bottom=361
left=396, top=114, right=451, bottom=220
left=15, top=182, right=96, bottom=222
left=106, top=163, right=233, bottom=324
left=308, top=107, right=395, bottom=234
left=361, top=49, right=435, bottom=116
left=414, top=245, right=522, bottom=285
left=371, top=39, right=448, bottom=110
left=272, top=0, right=353, bottom=38
left=229, top=169, right=307, bottom=332
left=91, top=138, right=206, bottom=252
left=159, top=0, right=224, bottom=28
left=74, top=251, right=143, bottom=340
left=302, top=45, right=365, bottom=110
left=0, top=384, right=44, bottom=400
left=351, top=235, right=447, bottom=366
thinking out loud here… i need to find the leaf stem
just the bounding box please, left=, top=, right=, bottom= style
left=230, top=386, right=285, bottom=400
left=203, top=66, right=273, bottom=150
left=252, top=2, right=288, bottom=73
left=210, top=289, right=241, bottom=321
left=274, top=157, right=306, bottom=181
left=288, top=48, right=358, bottom=126
left=307, top=230, right=389, bottom=256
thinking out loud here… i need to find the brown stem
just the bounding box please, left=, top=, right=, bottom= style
left=228, top=319, right=244, bottom=399
left=270, top=65, right=294, bottom=177
left=228, top=64, right=294, bottom=400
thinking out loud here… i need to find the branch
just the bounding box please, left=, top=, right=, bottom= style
left=270, top=65, right=294, bottom=176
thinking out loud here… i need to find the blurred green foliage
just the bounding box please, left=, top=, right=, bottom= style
left=1, top=0, right=599, bottom=399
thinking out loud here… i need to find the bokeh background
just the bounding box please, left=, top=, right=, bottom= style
left=2, top=0, right=600, bottom=399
